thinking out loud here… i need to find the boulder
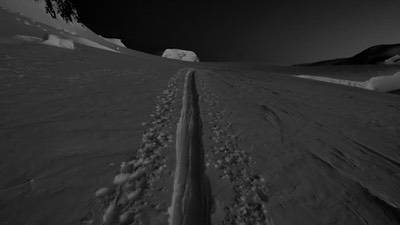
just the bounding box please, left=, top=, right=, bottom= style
left=161, top=49, right=199, bottom=62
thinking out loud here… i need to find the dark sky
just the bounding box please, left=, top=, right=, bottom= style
left=73, top=0, right=400, bottom=64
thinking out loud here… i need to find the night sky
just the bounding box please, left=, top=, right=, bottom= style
left=42, top=0, right=400, bottom=64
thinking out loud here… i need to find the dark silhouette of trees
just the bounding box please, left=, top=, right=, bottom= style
left=35, top=0, right=79, bottom=22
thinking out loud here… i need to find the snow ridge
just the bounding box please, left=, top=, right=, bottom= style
left=295, top=72, right=400, bottom=92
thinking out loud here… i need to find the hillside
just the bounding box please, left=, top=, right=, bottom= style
left=303, top=43, right=400, bottom=66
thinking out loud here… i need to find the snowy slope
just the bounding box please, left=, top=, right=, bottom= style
left=1, top=2, right=400, bottom=225
left=0, top=0, right=129, bottom=53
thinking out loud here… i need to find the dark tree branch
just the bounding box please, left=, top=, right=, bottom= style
left=35, top=0, right=79, bottom=22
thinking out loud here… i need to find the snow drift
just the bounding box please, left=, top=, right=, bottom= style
left=102, top=37, right=126, bottom=48
left=74, top=37, right=118, bottom=52
left=295, top=75, right=366, bottom=89
left=295, top=71, right=400, bottom=92
left=365, top=71, right=400, bottom=92
left=42, top=34, right=74, bottom=50
left=162, top=49, right=199, bottom=62
left=14, top=34, right=42, bottom=43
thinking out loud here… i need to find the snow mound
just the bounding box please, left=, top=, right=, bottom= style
left=295, top=72, right=400, bottom=92
left=384, top=55, right=400, bottom=65
left=365, top=71, right=400, bottom=92
left=42, top=34, right=74, bottom=50
left=162, top=49, right=199, bottom=62
left=102, top=37, right=126, bottom=48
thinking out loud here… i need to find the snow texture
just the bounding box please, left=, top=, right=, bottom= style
left=42, top=34, right=75, bottom=50
left=296, top=72, right=400, bottom=92
left=162, top=49, right=199, bottom=62
left=384, top=55, right=400, bottom=65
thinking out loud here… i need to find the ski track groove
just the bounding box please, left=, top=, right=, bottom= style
left=169, top=70, right=212, bottom=225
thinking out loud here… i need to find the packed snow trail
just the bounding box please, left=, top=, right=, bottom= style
left=169, top=70, right=212, bottom=225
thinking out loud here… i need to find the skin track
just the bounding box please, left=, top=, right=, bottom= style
left=169, top=70, right=212, bottom=225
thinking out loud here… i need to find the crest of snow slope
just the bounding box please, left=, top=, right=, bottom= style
left=0, top=0, right=121, bottom=53
left=295, top=71, right=400, bottom=92
left=162, top=49, right=200, bottom=62
left=384, top=55, right=400, bottom=65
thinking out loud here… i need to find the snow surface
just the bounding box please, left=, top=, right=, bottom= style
left=42, top=34, right=74, bottom=50
left=295, top=71, right=400, bottom=92
left=384, top=55, right=400, bottom=65
left=162, top=49, right=199, bottom=62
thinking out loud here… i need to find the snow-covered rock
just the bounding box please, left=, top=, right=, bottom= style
left=162, top=49, right=199, bottom=62
left=295, top=72, right=400, bottom=92
left=42, top=34, right=74, bottom=50
left=384, top=55, right=400, bottom=65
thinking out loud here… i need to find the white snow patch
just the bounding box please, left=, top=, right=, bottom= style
left=295, top=72, right=400, bottom=92
left=365, top=71, right=400, bottom=92
left=102, top=37, right=126, bottom=48
left=113, top=173, right=129, bottom=185
left=23, top=20, right=30, bottom=26
left=74, top=37, right=119, bottom=53
left=42, top=34, right=74, bottom=50
left=95, top=187, right=110, bottom=197
left=384, top=55, right=400, bottom=65
left=162, top=49, right=199, bottom=62
left=295, top=75, right=366, bottom=89
left=14, top=35, right=42, bottom=42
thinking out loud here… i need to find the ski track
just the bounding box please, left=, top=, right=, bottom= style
left=169, top=70, right=212, bottom=225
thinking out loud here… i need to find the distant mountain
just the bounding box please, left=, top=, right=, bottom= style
left=302, top=43, right=400, bottom=66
